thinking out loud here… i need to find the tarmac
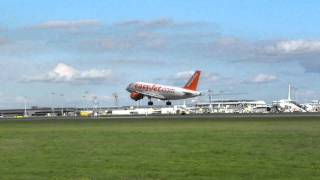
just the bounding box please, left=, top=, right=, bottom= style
left=1, top=112, right=320, bottom=122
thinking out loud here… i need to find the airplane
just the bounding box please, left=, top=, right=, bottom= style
left=273, top=84, right=306, bottom=112
left=126, top=70, right=201, bottom=106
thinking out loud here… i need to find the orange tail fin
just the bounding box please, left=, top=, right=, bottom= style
left=183, top=70, right=201, bottom=91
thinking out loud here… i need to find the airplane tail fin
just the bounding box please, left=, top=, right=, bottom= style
left=183, top=70, right=201, bottom=91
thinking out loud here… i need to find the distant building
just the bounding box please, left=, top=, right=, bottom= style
left=196, top=100, right=268, bottom=113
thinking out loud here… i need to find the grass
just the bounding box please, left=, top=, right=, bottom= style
left=0, top=116, right=320, bottom=179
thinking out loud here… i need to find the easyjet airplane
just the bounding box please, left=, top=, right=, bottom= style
left=126, top=71, right=201, bottom=106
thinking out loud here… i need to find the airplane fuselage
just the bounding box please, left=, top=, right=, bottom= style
left=126, top=82, right=201, bottom=100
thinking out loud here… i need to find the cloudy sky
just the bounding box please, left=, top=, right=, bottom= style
left=1, top=0, right=320, bottom=108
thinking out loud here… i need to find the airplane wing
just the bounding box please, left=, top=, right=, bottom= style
left=134, top=90, right=166, bottom=100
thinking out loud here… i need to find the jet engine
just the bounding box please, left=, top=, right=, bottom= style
left=130, top=92, right=144, bottom=101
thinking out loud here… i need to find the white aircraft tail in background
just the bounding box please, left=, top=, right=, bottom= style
left=273, top=84, right=306, bottom=112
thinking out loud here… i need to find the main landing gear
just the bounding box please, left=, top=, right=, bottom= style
left=147, top=98, right=171, bottom=106
left=148, top=101, right=154, bottom=106
left=148, top=97, right=153, bottom=106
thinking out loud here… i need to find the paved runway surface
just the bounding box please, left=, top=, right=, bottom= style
left=1, top=112, right=320, bottom=122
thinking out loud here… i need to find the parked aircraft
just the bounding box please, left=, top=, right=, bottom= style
left=272, top=84, right=306, bottom=112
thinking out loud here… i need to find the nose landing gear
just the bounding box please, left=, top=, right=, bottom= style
left=166, top=101, right=172, bottom=106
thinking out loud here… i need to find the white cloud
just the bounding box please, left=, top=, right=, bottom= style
left=5, top=18, right=320, bottom=74
left=265, top=40, right=320, bottom=54
left=114, top=18, right=174, bottom=29
left=175, top=71, right=195, bottom=80
left=79, top=30, right=168, bottom=52
left=202, top=72, right=220, bottom=82
left=245, top=73, right=277, bottom=84
left=33, top=20, right=101, bottom=29
left=165, top=70, right=219, bottom=86
left=0, top=37, right=10, bottom=46
left=113, top=18, right=205, bottom=32
left=109, top=58, right=167, bottom=66
left=25, top=63, right=113, bottom=84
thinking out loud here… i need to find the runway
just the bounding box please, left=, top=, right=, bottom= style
left=98, top=112, right=320, bottom=119
left=1, top=112, right=320, bottom=122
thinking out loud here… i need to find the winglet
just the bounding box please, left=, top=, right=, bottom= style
left=183, top=70, right=201, bottom=91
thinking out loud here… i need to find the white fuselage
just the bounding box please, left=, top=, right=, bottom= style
left=126, top=82, right=201, bottom=100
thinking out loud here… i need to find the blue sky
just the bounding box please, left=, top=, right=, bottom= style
left=0, top=0, right=320, bottom=108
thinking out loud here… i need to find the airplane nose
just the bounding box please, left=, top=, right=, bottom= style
left=126, top=83, right=133, bottom=92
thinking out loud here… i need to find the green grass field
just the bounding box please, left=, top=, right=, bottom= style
left=0, top=117, right=320, bottom=180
